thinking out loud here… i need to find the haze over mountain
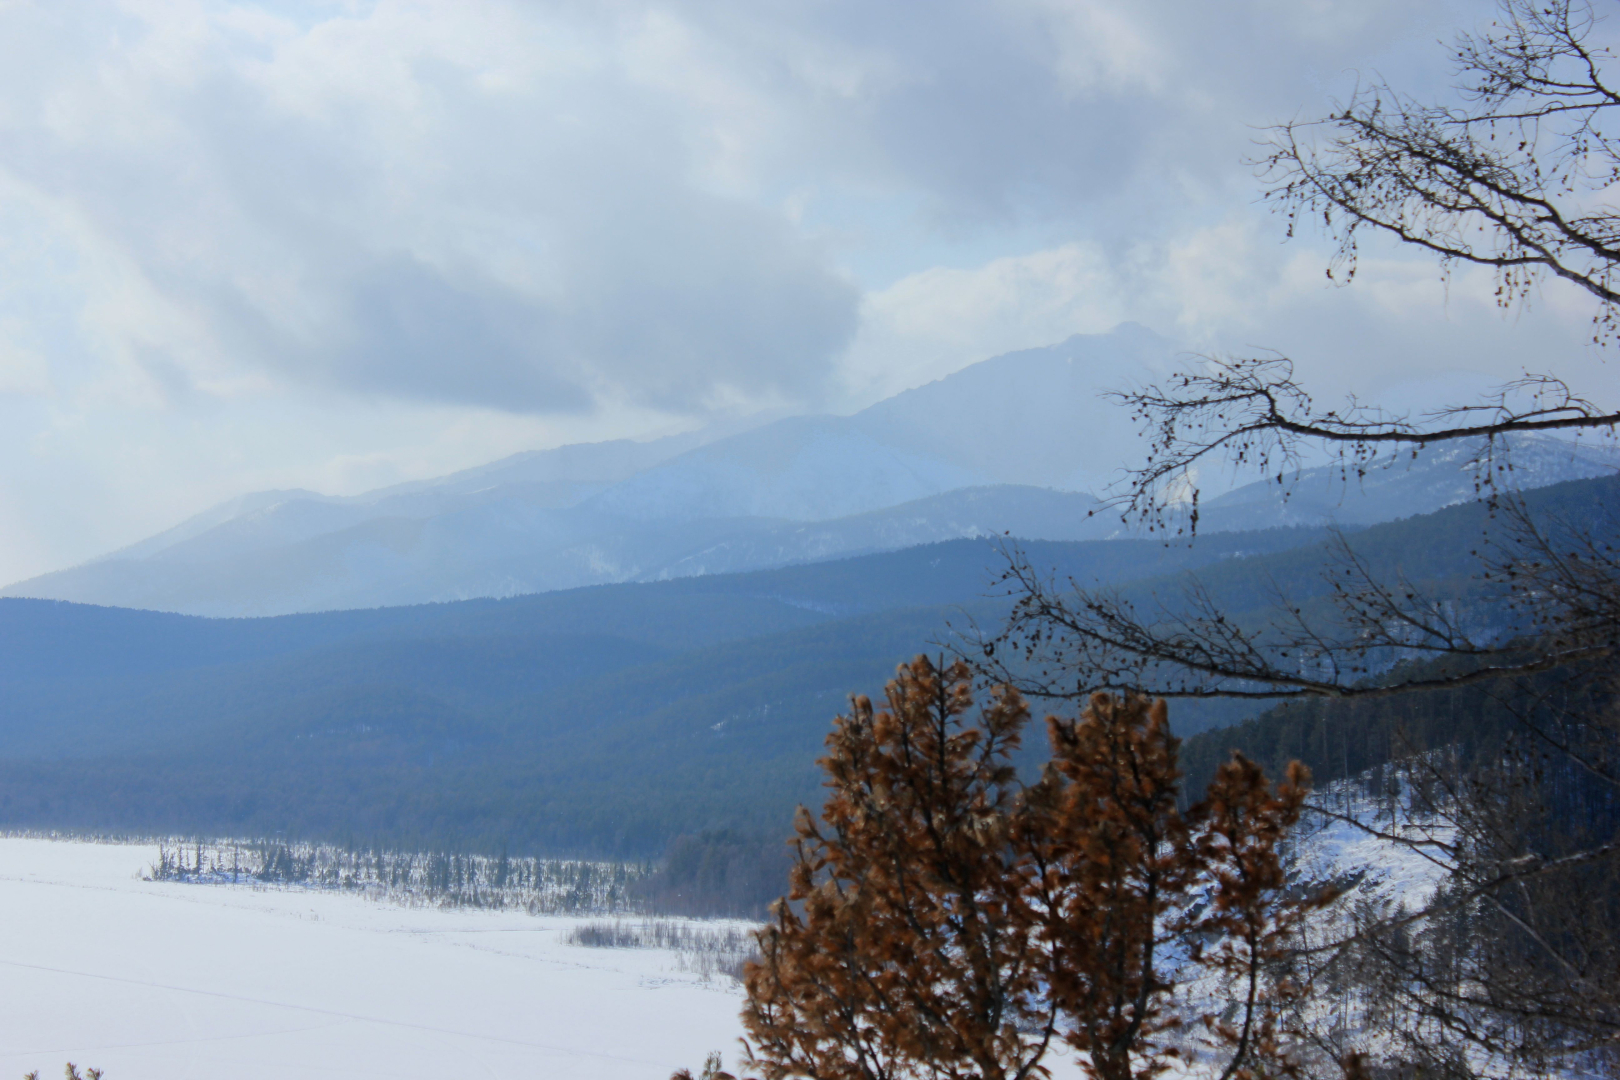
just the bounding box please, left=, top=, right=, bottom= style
left=3, top=475, right=1612, bottom=858
left=5, top=325, right=1615, bottom=617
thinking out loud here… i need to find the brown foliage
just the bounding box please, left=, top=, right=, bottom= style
left=703, top=657, right=1313, bottom=1080
left=1185, top=755, right=1311, bottom=1080
left=1028, top=695, right=1312, bottom=1080
left=741, top=656, right=1050, bottom=1080
left=1022, top=693, right=1191, bottom=1080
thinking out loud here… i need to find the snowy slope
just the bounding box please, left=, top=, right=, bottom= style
left=0, top=486, right=1106, bottom=617
left=1159, top=775, right=1460, bottom=1077
left=584, top=415, right=994, bottom=522
left=589, top=323, right=1176, bottom=521
left=848, top=321, right=1175, bottom=493
left=103, top=429, right=718, bottom=565
left=0, top=838, right=1093, bottom=1080
left=1199, top=434, right=1620, bottom=532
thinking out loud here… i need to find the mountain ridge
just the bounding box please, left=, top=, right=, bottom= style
left=7, top=325, right=1615, bottom=615
left=1, top=475, right=1610, bottom=857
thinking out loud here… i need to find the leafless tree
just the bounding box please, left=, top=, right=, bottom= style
left=979, top=491, right=1617, bottom=706
left=1262, top=0, right=1620, bottom=333
left=970, top=3, right=1620, bottom=1076
left=974, top=0, right=1620, bottom=713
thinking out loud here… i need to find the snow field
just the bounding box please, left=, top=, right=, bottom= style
left=1, top=835, right=1365, bottom=1080
left=0, top=838, right=752, bottom=1080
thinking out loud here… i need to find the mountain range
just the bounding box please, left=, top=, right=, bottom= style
left=6, top=324, right=1615, bottom=616
left=2, top=475, right=1611, bottom=858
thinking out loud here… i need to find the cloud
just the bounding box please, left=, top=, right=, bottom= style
left=0, top=0, right=861, bottom=414
left=0, top=0, right=1506, bottom=421
left=838, top=244, right=1127, bottom=404
left=0, top=0, right=1615, bottom=586
left=836, top=216, right=1613, bottom=417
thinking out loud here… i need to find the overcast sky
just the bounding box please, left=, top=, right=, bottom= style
left=0, top=0, right=1613, bottom=583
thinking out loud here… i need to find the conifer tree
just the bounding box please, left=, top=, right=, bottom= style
left=1019, top=693, right=1310, bottom=1080
left=691, top=658, right=1315, bottom=1080
left=741, top=656, right=1053, bottom=1080
left=1184, top=754, right=1311, bottom=1080
left=1020, top=693, right=1195, bottom=1080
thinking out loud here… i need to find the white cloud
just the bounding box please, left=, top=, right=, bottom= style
left=1135, top=220, right=1612, bottom=404
left=837, top=215, right=1614, bottom=421
left=837, top=244, right=1127, bottom=405
left=0, top=1, right=861, bottom=416
left=0, top=0, right=1613, bottom=584
left=1023, top=0, right=1169, bottom=97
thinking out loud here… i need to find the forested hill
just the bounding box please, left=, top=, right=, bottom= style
left=0, top=474, right=1610, bottom=859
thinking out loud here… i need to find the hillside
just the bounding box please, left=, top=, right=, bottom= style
left=3, top=475, right=1611, bottom=858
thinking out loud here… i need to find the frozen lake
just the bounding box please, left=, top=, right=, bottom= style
left=0, top=838, right=749, bottom=1079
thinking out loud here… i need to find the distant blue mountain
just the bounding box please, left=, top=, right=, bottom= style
left=1, top=475, right=1609, bottom=859
left=4, top=324, right=1613, bottom=616
left=1, top=327, right=1173, bottom=614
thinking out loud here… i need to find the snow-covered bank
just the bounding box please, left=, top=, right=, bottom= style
left=4, top=796, right=1449, bottom=1080
left=0, top=838, right=747, bottom=1079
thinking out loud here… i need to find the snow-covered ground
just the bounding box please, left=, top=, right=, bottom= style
left=1290, top=782, right=1456, bottom=910
left=0, top=838, right=1102, bottom=1080
left=2, top=798, right=1437, bottom=1080
left=0, top=838, right=752, bottom=1080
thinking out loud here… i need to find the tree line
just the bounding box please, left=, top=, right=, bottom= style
left=149, top=836, right=652, bottom=915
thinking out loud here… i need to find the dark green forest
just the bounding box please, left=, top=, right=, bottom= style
left=2, top=475, right=1610, bottom=874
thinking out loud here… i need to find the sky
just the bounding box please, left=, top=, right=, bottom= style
left=0, top=0, right=1614, bottom=584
